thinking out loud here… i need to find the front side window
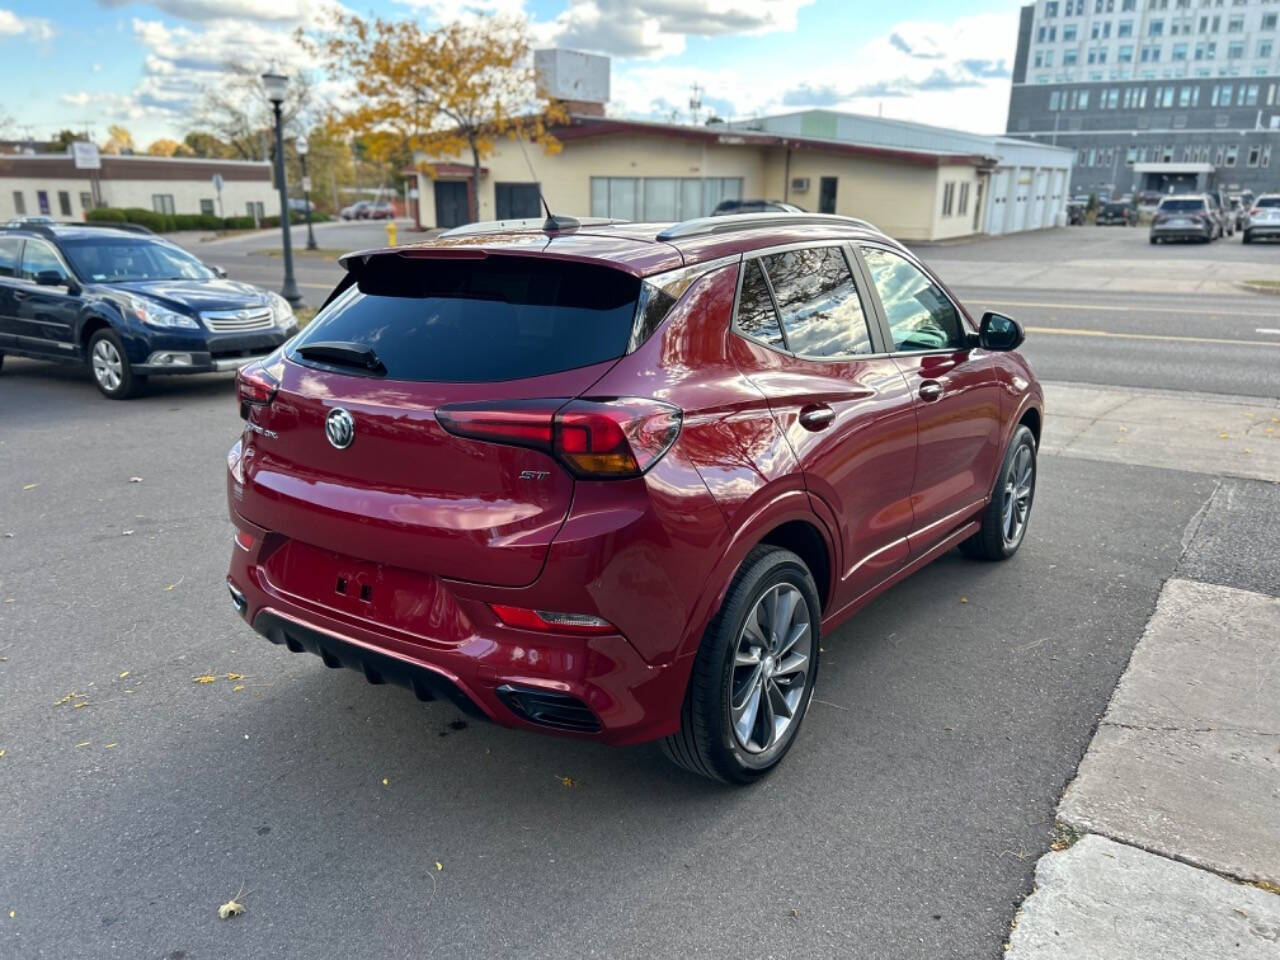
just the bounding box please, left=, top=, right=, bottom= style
left=861, top=247, right=966, bottom=353
left=19, top=239, right=67, bottom=283
left=757, top=246, right=873, bottom=358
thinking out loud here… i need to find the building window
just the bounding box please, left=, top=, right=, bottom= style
left=1045, top=1, right=1059, bottom=16
left=200, top=199, right=215, bottom=216
left=1049, top=90, right=1061, bottom=110
left=1245, top=83, right=1259, bottom=105
left=1263, top=145, right=1272, bottom=168
left=1064, top=49, right=1079, bottom=65
left=1064, top=24, right=1078, bottom=41
left=12, top=191, right=25, bottom=215
left=1172, top=43, right=1188, bottom=61
left=246, top=201, right=265, bottom=220
left=1260, top=40, right=1274, bottom=59
left=1225, top=144, right=1238, bottom=167
left=589, top=177, right=743, bottom=220
left=1228, top=41, right=1244, bottom=59
left=958, top=182, right=970, bottom=216
left=942, top=182, right=955, bottom=217
left=1227, top=16, right=1243, bottom=34
left=79, top=191, right=92, bottom=211
left=1248, top=144, right=1261, bottom=167
left=57, top=191, right=71, bottom=216
left=1264, top=13, right=1278, bottom=32
left=1118, top=20, right=1133, bottom=38
left=1119, top=44, right=1135, bottom=62
left=152, top=194, right=175, bottom=214
left=1126, top=146, right=1138, bottom=165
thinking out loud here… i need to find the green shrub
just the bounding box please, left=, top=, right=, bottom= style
left=86, top=207, right=127, bottom=223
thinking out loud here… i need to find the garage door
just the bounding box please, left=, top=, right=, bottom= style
left=988, top=170, right=1010, bottom=236
left=1012, top=174, right=1031, bottom=232
left=1030, top=170, right=1048, bottom=229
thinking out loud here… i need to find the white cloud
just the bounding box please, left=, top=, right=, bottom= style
left=95, top=0, right=335, bottom=23
left=609, top=12, right=1019, bottom=135
left=540, top=0, right=813, bottom=59
left=0, top=7, right=55, bottom=41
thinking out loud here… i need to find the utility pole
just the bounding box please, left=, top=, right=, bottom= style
left=689, top=83, right=703, bottom=126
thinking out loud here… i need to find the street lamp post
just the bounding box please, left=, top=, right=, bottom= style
left=296, top=135, right=318, bottom=251
left=261, top=71, right=302, bottom=308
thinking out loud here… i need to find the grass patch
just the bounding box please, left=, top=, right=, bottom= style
left=1244, top=279, right=1280, bottom=289
left=1049, top=821, right=1084, bottom=852
left=294, top=306, right=319, bottom=329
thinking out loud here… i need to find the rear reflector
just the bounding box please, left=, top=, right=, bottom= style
left=234, top=530, right=256, bottom=552
left=490, top=604, right=616, bottom=636
left=436, top=397, right=681, bottom=479
left=237, top=363, right=278, bottom=417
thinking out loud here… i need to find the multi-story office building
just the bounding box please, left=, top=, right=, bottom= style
left=1007, top=0, right=1280, bottom=198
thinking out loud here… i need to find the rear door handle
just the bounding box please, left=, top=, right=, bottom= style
left=919, top=380, right=944, bottom=402
left=12, top=290, right=29, bottom=301
left=798, top=403, right=835, bottom=430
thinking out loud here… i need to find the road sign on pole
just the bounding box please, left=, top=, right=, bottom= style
left=212, top=173, right=224, bottom=218
left=71, top=142, right=100, bottom=170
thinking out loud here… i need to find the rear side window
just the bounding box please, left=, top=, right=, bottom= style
left=760, top=247, right=873, bottom=358
left=0, top=237, right=19, bottom=278
left=1159, top=198, right=1205, bottom=212
left=1256, top=196, right=1280, bottom=208
left=292, top=255, right=641, bottom=383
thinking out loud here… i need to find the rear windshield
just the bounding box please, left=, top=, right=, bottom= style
left=1256, top=197, right=1280, bottom=208
left=292, top=255, right=641, bottom=382
left=1158, top=198, right=1205, bottom=212
left=1102, top=204, right=1127, bottom=213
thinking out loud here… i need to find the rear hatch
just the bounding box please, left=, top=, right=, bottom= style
left=236, top=251, right=645, bottom=588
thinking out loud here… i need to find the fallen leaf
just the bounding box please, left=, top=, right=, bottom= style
left=193, top=675, right=217, bottom=684
left=165, top=577, right=184, bottom=592
left=73, top=702, right=87, bottom=709
left=3, top=598, right=13, bottom=604
left=558, top=775, right=578, bottom=788
left=232, top=685, right=245, bottom=692
left=0, top=749, right=5, bottom=757
left=225, top=672, right=243, bottom=681
left=960, top=597, right=969, bottom=604
left=1117, top=425, right=1128, bottom=432
left=217, top=899, right=245, bottom=920
left=1243, top=448, right=1252, bottom=454
left=382, top=778, right=390, bottom=787
left=8, top=910, right=12, bottom=919
left=105, top=743, right=118, bottom=749
left=122, top=530, right=134, bottom=537
left=75, top=741, right=90, bottom=748
left=1219, top=432, right=1231, bottom=439
left=119, top=671, right=129, bottom=679
left=436, top=861, right=443, bottom=872
left=22, top=483, right=37, bottom=491
left=128, top=476, right=144, bottom=483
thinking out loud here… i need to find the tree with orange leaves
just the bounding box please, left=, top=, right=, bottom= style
left=306, top=14, right=567, bottom=222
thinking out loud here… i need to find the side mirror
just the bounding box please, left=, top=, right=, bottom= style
left=979, top=311, right=1024, bottom=352
left=35, top=269, right=68, bottom=288
left=208, top=264, right=228, bottom=279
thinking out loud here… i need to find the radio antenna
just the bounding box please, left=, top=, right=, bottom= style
left=512, top=126, right=577, bottom=233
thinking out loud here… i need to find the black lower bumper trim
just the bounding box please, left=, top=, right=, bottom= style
left=252, top=611, right=489, bottom=721
left=496, top=684, right=601, bottom=733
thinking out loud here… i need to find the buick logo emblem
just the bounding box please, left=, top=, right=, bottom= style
left=325, top=408, right=355, bottom=450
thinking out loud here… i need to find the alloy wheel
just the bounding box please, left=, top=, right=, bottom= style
left=1001, top=443, right=1034, bottom=547
left=92, top=339, right=123, bottom=392
left=730, top=582, right=812, bottom=754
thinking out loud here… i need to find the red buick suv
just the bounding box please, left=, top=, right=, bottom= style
left=226, top=212, right=1043, bottom=783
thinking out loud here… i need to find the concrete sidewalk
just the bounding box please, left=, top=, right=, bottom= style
left=1006, top=577, right=1280, bottom=957
left=931, top=256, right=1272, bottom=295
left=1042, top=381, right=1280, bottom=482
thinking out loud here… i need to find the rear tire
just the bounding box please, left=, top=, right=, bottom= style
left=960, top=425, right=1037, bottom=562
left=0, top=351, right=5, bottom=373
left=1150, top=236, right=1159, bottom=244
left=662, top=545, right=821, bottom=784
left=87, top=329, right=145, bottom=400
left=1243, top=231, right=1253, bottom=244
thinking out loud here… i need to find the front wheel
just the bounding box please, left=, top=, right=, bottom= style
left=961, top=424, right=1037, bottom=561
left=663, top=546, right=821, bottom=784
left=87, top=329, right=145, bottom=399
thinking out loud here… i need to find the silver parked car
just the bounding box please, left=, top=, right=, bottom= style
left=1149, top=195, right=1217, bottom=244
left=1242, top=194, right=1280, bottom=244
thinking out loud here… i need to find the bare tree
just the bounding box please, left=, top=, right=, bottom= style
left=193, top=64, right=316, bottom=161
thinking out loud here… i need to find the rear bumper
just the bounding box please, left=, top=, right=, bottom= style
left=1150, top=225, right=1212, bottom=240
left=1245, top=222, right=1280, bottom=235
left=225, top=519, right=696, bottom=746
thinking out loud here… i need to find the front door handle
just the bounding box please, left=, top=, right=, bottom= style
left=919, top=380, right=944, bottom=402
left=12, top=290, right=29, bottom=301
left=798, top=403, right=835, bottom=431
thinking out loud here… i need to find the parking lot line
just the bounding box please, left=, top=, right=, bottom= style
left=1256, top=328, right=1280, bottom=336
left=1026, top=325, right=1280, bottom=348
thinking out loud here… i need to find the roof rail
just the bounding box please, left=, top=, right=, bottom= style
left=656, top=212, right=878, bottom=242
left=439, top=216, right=627, bottom=239
left=1, top=219, right=156, bottom=237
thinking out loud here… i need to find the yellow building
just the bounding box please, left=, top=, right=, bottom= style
left=412, top=115, right=999, bottom=243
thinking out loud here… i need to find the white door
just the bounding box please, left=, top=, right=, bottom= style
left=1012, top=175, right=1031, bottom=232
left=988, top=169, right=1010, bottom=236
left=1030, top=170, right=1049, bottom=228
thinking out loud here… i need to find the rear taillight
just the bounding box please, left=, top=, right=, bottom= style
left=490, top=604, right=616, bottom=635
left=1251, top=207, right=1262, bottom=216
left=436, top=398, right=682, bottom=479
left=237, top=363, right=278, bottom=418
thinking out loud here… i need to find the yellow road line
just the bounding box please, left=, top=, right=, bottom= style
left=1025, top=325, right=1280, bottom=348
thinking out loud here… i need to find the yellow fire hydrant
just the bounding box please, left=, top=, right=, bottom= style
left=385, top=220, right=398, bottom=247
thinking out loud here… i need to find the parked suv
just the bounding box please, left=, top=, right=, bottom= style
left=1242, top=194, right=1280, bottom=243
left=225, top=212, right=1043, bottom=783
left=1149, top=195, right=1217, bottom=243
left=0, top=223, right=297, bottom=398
left=1096, top=202, right=1135, bottom=226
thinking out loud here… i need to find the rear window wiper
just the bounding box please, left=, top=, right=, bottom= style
left=296, top=340, right=387, bottom=375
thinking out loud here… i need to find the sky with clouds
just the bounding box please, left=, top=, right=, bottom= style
left=0, top=0, right=1026, bottom=146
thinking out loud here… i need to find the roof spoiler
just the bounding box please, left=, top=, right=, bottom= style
left=438, top=216, right=627, bottom=239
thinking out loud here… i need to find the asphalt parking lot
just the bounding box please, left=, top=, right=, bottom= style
left=1, top=223, right=1276, bottom=959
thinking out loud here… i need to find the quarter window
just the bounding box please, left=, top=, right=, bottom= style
left=0, top=237, right=20, bottom=278
left=735, top=259, right=785, bottom=349
left=759, top=247, right=874, bottom=358
left=860, top=247, right=966, bottom=353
